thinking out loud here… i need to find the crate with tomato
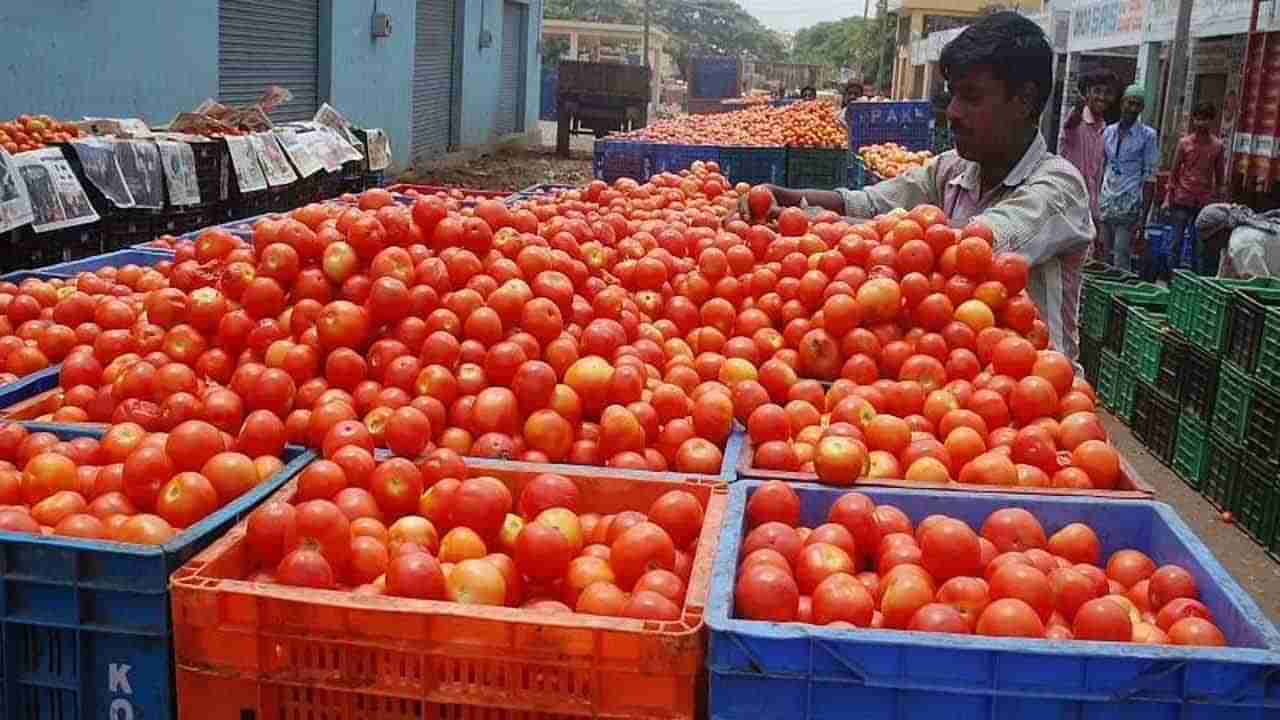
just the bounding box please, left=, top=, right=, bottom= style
left=708, top=480, right=1280, bottom=719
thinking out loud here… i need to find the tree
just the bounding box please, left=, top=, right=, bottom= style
left=789, top=17, right=879, bottom=76
left=543, top=0, right=786, bottom=79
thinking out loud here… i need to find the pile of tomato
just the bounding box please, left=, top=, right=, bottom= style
left=243, top=456, right=705, bottom=618
left=859, top=143, right=934, bottom=179
left=0, top=115, right=81, bottom=154
left=0, top=158, right=1213, bottom=639
left=0, top=419, right=287, bottom=543
left=614, top=101, right=846, bottom=148
left=734, top=481, right=1229, bottom=646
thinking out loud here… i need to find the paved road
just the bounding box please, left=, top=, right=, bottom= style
left=1102, top=413, right=1280, bottom=624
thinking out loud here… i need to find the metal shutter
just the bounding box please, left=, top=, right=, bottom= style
left=414, top=0, right=457, bottom=161
left=497, top=2, right=527, bottom=137
left=218, top=0, right=320, bottom=122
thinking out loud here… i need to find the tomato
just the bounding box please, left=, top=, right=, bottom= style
left=115, top=514, right=177, bottom=545
left=975, top=597, right=1044, bottom=637
left=294, top=499, right=352, bottom=571
left=735, top=562, right=799, bottom=621
left=277, top=547, right=336, bottom=589
left=22, top=452, right=79, bottom=505
left=1072, top=597, right=1133, bottom=642
left=155, top=471, right=219, bottom=528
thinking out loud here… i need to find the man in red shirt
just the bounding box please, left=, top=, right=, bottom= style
left=1162, top=102, right=1225, bottom=276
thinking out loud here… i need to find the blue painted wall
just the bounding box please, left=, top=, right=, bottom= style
left=0, top=0, right=539, bottom=166
left=0, top=1, right=219, bottom=122
left=322, top=0, right=415, bottom=171
left=456, top=0, right=541, bottom=148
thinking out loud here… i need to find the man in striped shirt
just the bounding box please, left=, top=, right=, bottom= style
left=744, top=12, right=1094, bottom=362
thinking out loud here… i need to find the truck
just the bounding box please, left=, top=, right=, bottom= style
left=555, top=60, right=651, bottom=157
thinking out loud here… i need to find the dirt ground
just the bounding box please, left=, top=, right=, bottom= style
left=397, top=123, right=594, bottom=192
left=1102, top=413, right=1280, bottom=624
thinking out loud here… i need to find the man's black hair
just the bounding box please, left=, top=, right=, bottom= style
left=1078, top=69, right=1117, bottom=95
left=1192, top=101, right=1217, bottom=120
left=939, top=11, right=1054, bottom=117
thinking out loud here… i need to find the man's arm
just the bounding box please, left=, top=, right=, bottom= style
left=838, top=161, right=943, bottom=219
left=1214, top=140, right=1226, bottom=200
left=759, top=160, right=942, bottom=220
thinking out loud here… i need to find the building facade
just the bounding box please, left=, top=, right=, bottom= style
left=0, top=0, right=544, bottom=172
left=886, top=0, right=1046, bottom=100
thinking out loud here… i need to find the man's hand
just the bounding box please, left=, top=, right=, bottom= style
left=734, top=184, right=783, bottom=225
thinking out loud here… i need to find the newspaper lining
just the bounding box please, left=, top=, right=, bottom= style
left=13, top=148, right=100, bottom=232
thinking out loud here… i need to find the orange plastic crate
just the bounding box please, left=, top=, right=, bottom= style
left=172, top=463, right=726, bottom=720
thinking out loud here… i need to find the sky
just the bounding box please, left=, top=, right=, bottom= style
left=736, top=0, right=875, bottom=32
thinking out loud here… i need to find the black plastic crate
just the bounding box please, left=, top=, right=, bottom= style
left=1133, top=379, right=1178, bottom=466
left=289, top=174, right=321, bottom=208
left=1177, top=344, right=1220, bottom=419
left=1104, top=293, right=1167, bottom=354
left=317, top=170, right=344, bottom=200
left=1231, top=457, right=1279, bottom=548
left=1157, top=329, right=1189, bottom=400
left=101, top=210, right=161, bottom=251
left=190, top=139, right=229, bottom=203
left=1244, top=378, right=1280, bottom=462
left=1201, top=431, right=1240, bottom=511
left=1079, top=333, right=1101, bottom=387
left=156, top=205, right=214, bottom=237
left=1225, top=287, right=1280, bottom=374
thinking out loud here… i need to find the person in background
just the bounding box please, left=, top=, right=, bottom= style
left=1098, top=85, right=1159, bottom=271
left=742, top=12, right=1093, bottom=361
left=800, top=86, right=817, bottom=101
left=837, top=81, right=865, bottom=130
left=931, top=89, right=953, bottom=155
left=1193, top=204, right=1280, bottom=278
left=1162, top=102, right=1226, bottom=276
left=842, top=81, right=865, bottom=107
left=1058, top=70, right=1117, bottom=260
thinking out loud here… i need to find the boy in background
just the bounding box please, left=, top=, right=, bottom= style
left=1163, top=102, right=1226, bottom=276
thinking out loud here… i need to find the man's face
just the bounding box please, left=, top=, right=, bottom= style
left=1085, top=84, right=1115, bottom=117
left=1120, top=96, right=1143, bottom=125
left=947, top=68, right=1025, bottom=164
left=1191, top=114, right=1213, bottom=134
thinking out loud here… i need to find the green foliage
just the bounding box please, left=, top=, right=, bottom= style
left=786, top=0, right=895, bottom=87
left=543, top=0, right=787, bottom=79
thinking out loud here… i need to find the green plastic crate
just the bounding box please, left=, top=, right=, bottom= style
left=1171, top=410, right=1211, bottom=490
left=1120, top=307, right=1167, bottom=385
left=1257, top=304, right=1280, bottom=390
left=1083, top=282, right=1163, bottom=343
left=1185, top=275, right=1280, bottom=353
left=1212, top=361, right=1254, bottom=443
left=1098, top=348, right=1136, bottom=422
left=1166, top=270, right=1200, bottom=336
left=785, top=148, right=849, bottom=190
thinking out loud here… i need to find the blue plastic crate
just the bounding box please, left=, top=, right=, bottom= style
left=36, top=249, right=173, bottom=277
left=719, top=147, right=788, bottom=185
left=0, top=422, right=314, bottom=720
left=0, top=366, right=60, bottom=414
left=708, top=481, right=1280, bottom=720
left=593, top=141, right=653, bottom=183
left=847, top=101, right=934, bottom=152
left=506, top=183, right=581, bottom=207
left=0, top=270, right=68, bottom=284
left=650, top=144, right=723, bottom=175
